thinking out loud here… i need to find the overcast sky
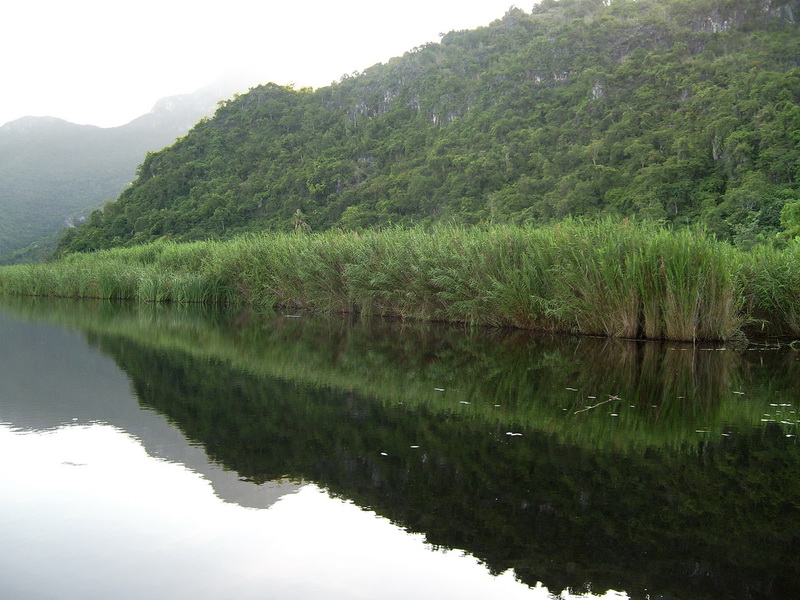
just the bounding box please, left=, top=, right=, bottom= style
left=1, top=0, right=527, bottom=129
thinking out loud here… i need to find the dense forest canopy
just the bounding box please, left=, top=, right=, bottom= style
left=59, top=0, right=800, bottom=254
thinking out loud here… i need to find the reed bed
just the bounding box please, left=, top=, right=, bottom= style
left=0, top=220, right=797, bottom=340
left=738, top=242, right=800, bottom=337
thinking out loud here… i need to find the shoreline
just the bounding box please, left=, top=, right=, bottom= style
left=1, top=220, right=798, bottom=342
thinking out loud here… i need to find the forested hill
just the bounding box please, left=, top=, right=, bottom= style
left=59, top=0, right=800, bottom=254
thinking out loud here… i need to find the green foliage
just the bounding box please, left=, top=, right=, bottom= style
left=5, top=220, right=800, bottom=339
left=781, top=197, right=800, bottom=241
left=739, top=240, right=800, bottom=335
left=56, top=0, right=800, bottom=255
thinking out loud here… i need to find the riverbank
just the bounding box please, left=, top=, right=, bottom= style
left=1, top=220, right=798, bottom=341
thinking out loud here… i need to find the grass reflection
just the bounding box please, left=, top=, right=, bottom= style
left=2, top=296, right=795, bottom=453
left=3, top=296, right=798, bottom=599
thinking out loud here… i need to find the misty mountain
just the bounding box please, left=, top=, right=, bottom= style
left=0, top=79, right=249, bottom=263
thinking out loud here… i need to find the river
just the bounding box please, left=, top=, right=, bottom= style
left=0, top=297, right=798, bottom=599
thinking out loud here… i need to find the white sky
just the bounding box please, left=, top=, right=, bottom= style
left=1, top=0, right=528, bottom=129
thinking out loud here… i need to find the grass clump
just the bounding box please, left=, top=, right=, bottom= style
left=738, top=241, right=800, bottom=337
left=1, top=220, right=797, bottom=341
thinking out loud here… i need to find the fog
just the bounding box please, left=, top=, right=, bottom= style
left=1, top=0, right=525, bottom=128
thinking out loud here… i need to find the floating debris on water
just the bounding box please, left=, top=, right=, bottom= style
left=459, top=401, right=471, bottom=405
left=695, top=430, right=710, bottom=433
left=609, top=413, right=619, bottom=417
left=410, top=445, right=420, bottom=449
left=733, top=391, right=745, bottom=395
left=380, top=452, right=388, bottom=456
left=434, top=388, right=445, bottom=392
left=566, top=387, right=578, bottom=392
left=574, top=395, right=620, bottom=414
left=506, top=432, right=523, bottom=437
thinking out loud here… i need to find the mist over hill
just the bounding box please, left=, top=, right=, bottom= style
left=0, top=79, right=250, bottom=263
left=51, top=0, right=800, bottom=254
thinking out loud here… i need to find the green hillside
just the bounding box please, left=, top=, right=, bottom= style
left=59, top=0, right=800, bottom=254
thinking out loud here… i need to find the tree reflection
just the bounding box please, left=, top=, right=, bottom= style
left=4, top=297, right=800, bottom=599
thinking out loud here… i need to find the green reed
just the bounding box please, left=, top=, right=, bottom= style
left=739, top=241, right=800, bottom=337
left=1, top=220, right=798, bottom=340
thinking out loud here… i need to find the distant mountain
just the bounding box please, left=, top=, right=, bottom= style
left=0, top=79, right=250, bottom=263
left=58, top=0, right=800, bottom=255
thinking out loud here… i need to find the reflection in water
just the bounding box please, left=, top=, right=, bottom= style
left=0, top=307, right=549, bottom=600
left=0, top=309, right=301, bottom=509
left=1, top=297, right=799, bottom=599
left=0, top=424, right=542, bottom=600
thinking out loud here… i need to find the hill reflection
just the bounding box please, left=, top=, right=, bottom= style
left=3, top=298, right=799, bottom=599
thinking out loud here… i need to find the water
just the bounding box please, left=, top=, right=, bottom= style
left=1, top=298, right=798, bottom=599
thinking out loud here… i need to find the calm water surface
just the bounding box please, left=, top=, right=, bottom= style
left=0, top=298, right=798, bottom=599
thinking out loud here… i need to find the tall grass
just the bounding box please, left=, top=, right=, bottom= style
left=738, top=241, right=800, bottom=337
left=1, top=220, right=797, bottom=340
